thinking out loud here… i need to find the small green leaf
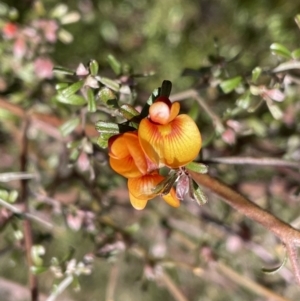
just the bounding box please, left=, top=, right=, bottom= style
left=31, top=266, right=48, bottom=274
left=86, top=87, right=96, bottom=112
left=270, top=43, right=292, bottom=59
left=262, top=254, right=287, bottom=275
left=251, top=67, right=262, bottom=83
left=292, top=48, right=300, bottom=60
left=249, top=85, right=261, bottom=96
left=295, top=14, right=300, bottom=30
left=139, top=88, right=160, bottom=119
left=160, top=80, right=172, bottom=97
left=152, top=171, right=178, bottom=195
left=98, top=87, right=118, bottom=107
left=61, top=80, right=85, bottom=98
left=69, top=148, right=80, bottom=162
left=0, top=189, right=9, bottom=202
left=97, top=133, right=114, bottom=149
left=56, top=94, right=86, bottom=106
left=120, top=104, right=140, bottom=120
left=219, top=76, right=242, bottom=94
left=95, top=121, right=121, bottom=135
left=189, top=180, right=207, bottom=205
left=107, top=54, right=122, bottom=75
left=266, top=99, right=283, bottom=120
left=53, top=66, right=75, bottom=76
left=8, top=190, right=18, bottom=203
left=95, top=121, right=134, bottom=135
left=236, top=91, right=252, bottom=110
left=98, top=77, right=120, bottom=92
left=31, top=245, right=45, bottom=267
left=89, top=60, right=99, bottom=76
left=55, top=83, right=69, bottom=91
left=59, top=117, right=80, bottom=137
left=186, top=162, right=208, bottom=174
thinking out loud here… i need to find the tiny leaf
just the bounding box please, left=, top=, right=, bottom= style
left=186, top=162, right=208, bottom=174
left=61, top=80, right=85, bottom=98
left=266, top=99, right=283, bottom=120
left=56, top=94, right=86, bottom=106
left=160, top=80, right=172, bottom=97
left=152, top=171, right=178, bottom=195
left=120, top=104, right=140, bottom=120
left=55, top=82, right=69, bottom=91
left=97, top=77, right=120, bottom=92
left=236, top=91, right=252, bottom=110
left=261, top=254, right=287, bottom=275
left=89, top=60, right=99, bottom=76
left=98, top=87, right=118, bottom=107
left=86, top=87, right=96, bottom=112
left=59, top=117, right=80, bottom=137
left=189, top=180, right=208, bottom=205
left=295, top=14, right=300, bottom=30
left=53, top=66, right=75, bottom=76
left=31, top=266, right=48, bottom=274
left=219, top=76, right=242, bottom=94
left=95, top=121, right=134, bottom=134
left=251, top=67, right=262, bottom=83
left=107, top=54, right=122, bottom=75
left=292, top=48, right=300, bottom=60
left=270, top=43, right=292, bottom=59
left=97, top=133, right=114, bottom=148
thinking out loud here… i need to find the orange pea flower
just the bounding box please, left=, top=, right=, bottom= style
left=138, top=96, right=202, bottom=168
left=108, top=131, right=153, bottom=178
left=128, top=171, right=180, bottom=210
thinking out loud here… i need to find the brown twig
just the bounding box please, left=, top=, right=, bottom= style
left=204, top=157, right=300, bottom=169
left=189, top=171, right=300, bottom=284
left=170, top=89, right=225, bottom=133
left=0, top=97, right=98, bottom=138
left=20, top=119, right=39, bottom=301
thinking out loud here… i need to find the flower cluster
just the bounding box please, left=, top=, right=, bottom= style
left=107, top=92, right=202, bottom=210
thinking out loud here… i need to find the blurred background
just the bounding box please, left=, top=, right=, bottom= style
left=1, top=0, right=300, bottom=300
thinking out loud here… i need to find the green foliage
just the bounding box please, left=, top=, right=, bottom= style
left=1, top=1, right=300, bottom=301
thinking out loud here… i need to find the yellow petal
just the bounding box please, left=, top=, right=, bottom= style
left=139, top=114, right=202, bottom=168
left=168, top=102, right=180, bottom=123
left=129, top=192, right=148, bottom=210
left=162, top=188, right=180, bottom=208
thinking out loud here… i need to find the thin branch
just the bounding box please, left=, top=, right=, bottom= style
left=285, top=243, right=300, bottom=285
left=105, top=259, right=121, bottom=301
left=216, top=261, right=292, bottom=301
left=170, top=89, right=225, bottom=133
left=46, top=276, right=73, bottom=301
left=20, top=119, right=39, bottom=301
left=156, top=269, right=189, bottom=301
left=0, top=197, right=53, bottom=229
left=189, top=171, right=300, bottom=284
left=204, top=157, right=300, bottom=169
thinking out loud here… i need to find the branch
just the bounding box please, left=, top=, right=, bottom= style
left=20, top=119, right=39, bottom=301
left=170, top=89, right=225, bottom=133
left=189, top=171, right=300, bottom=284
left=204, top=157, right=300, bottom=169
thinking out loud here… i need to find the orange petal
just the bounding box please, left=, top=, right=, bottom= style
left=168, top=102, right=180, bottom=123
left=129, top=192, right=148, bottom=210
left=127, top=173, right=162, bottom=200
left=162, top=188, right=180, bottom=208
left=108, top=132, right=148, bottom=177
left=138, top=114, right=201, bottom=168
left=109, top=156, right=143, bottom=178
left=108, top=134, right=130, bottom=159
